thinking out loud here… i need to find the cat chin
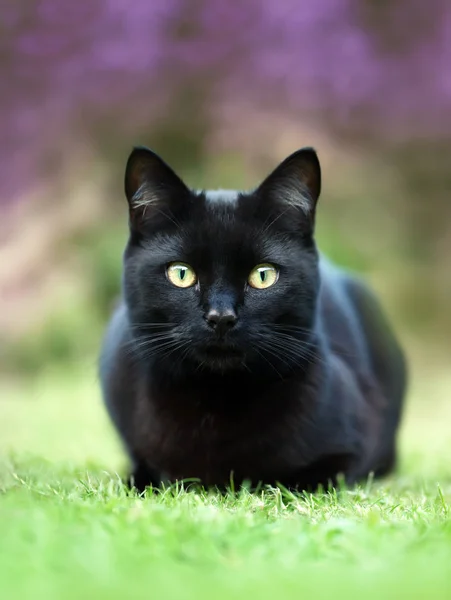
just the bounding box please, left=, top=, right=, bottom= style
left=192, top=347, right=247, bottom=373
left=196, top=356, right=248, bottom=374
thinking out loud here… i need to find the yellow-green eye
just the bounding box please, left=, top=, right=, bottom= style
left=166, top=262, right=197, bottom=288
left=248, top=264, right=279, bottom=289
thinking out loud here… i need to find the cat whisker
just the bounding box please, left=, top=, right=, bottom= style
left=269, top=339, right=322, bottom=366
left=195, top=360, right=207, bottom=373
left=179, top=344, right=194, bottom=365
left=129, top=323, right=176, bottom=330
left=240, top=360, right=251, bottom=373
left=259, top=345, right=298, bottom=371
left=158, top=339, right=192, bottom=360
left=251, top=345, right=284, bottom=380
left=268, top=335, right=318, bottom=357
left=253, top=332, right=323, bottom=370
left=269, top=327, right=359, bottom=361
left=269, top=334, right=328, bottom=367
left=270, top=323, right=312, bottom=332
left=122, top=332, right=175, bottom=352
left=124, top=336, right=179, bottom=358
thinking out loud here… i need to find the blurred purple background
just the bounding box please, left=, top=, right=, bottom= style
left=1, top=0, right=450, bottom=374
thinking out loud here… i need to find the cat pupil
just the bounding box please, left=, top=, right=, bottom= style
left=179, top=268, right=186, bottom=280
left=260, top=270, right=266, bottom=282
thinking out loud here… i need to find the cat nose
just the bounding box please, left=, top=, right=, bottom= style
left=205, top=308, right=237, bottom=335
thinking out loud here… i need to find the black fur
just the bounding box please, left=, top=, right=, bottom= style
left=99, top=146, right=407, bottom=492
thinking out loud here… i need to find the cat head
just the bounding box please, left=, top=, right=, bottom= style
left=122, top=146, right=321, bottom=376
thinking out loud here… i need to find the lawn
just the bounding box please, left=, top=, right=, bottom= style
left=1, top=359, right=451, bottom=599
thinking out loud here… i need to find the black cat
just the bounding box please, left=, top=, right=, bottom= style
left=99, top=146, right=407, bottom=492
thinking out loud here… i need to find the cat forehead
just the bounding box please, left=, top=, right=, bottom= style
left=202, top=189, right=240, bottom=207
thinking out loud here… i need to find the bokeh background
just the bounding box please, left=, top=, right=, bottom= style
left=1, top=0, right=450, bottom=472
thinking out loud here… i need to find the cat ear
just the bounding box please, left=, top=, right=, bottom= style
left=124, top=146, right=190, bottom=230
left=257, top=148, right=321, bottom=221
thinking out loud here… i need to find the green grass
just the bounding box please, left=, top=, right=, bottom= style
left=1, top=360, right=451, bottom=599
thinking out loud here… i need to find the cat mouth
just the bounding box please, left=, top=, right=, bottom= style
left=195, top=342, right=245, bottom=369
left=200, top=342, right=243, bottom=358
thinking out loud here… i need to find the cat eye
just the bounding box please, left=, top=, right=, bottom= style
left=248, top=264, right=279, bottom=289
left=166, top=262, right=197, bottom=288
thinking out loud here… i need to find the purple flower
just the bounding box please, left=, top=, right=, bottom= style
left=1, top=0, right=450, bottom=203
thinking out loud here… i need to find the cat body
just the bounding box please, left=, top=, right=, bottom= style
left=99, top=147, right=406, bottom=491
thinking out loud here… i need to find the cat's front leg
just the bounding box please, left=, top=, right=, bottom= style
left=127, top=461, right=161, bottom=493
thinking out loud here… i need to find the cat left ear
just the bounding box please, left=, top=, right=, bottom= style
left=124, top=146, right=190, bottom=231
left=257, top=147, right=321, bottom=218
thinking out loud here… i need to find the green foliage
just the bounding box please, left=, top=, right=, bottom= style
left=315, top=219, right=372, bottom=273
left=6, top=298, right=101, bottom=375
left=5, top=222, right=126, bottom=376
left=74, top=220, right=127, bottom=320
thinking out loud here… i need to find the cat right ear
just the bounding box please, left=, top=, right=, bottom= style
left=124, top=147, right=190, bottom=230
left=256, top=147, right=321, bottom=228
